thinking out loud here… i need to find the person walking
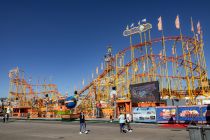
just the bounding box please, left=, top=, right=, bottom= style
left=126, top=113, right=132, bottom=132
left=2, top=109, right=6, bottom=123
left=118, top=113, right=126, bottom=133
left=96, top=101, right=101, bottom=118
left=6, top=107, right=11, bottom=122
left=109, top=112, right=114, bottom=122
left=79, top=111, right=88, bottom=134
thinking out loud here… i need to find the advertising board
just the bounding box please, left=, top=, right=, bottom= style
left=130, top=81, right=160, bottom=103
left=133, top=107, right=156, bottom=122
left=156, top=106, right=176, bottom=123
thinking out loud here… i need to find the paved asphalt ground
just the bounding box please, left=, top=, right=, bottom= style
left=0, top=120, right=190, bottom=140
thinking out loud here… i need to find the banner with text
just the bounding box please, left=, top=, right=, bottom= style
left=177, top=106, right=202, bottom=122
left=133, top=107, right=156, bottom=122
left=156, top=106, right=177, bottom=123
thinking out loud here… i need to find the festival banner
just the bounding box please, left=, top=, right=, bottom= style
left=132, top=107, right=156, bottom=122
left=156, top=106, right=177, bottom=123
left=177, top=106, right=202, bottom=122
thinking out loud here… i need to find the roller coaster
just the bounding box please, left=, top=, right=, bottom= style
left=8, top=67, right=63, bottom=118
left=7, top=17, right=209, bottom=118
left=75, top=19, right=209, bottom=117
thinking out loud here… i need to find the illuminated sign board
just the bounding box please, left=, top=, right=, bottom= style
left=130, top=81, right=160, bottom=103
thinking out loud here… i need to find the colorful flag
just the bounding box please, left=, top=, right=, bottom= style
left=158, top=16, right=163, bottom=31
left=96, top=67, right=99, bottom=75
left=175, top=15, right=180, bottom=29
left=197, top=21, right=201, bottom=34
left=101, top=62, right=103, bottom=70
left=82, top=79, right=85, bottom=86
left=191, top=17, right=194, bottom=32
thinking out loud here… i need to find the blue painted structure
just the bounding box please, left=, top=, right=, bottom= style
left=65, top=96, right=77, bottom=109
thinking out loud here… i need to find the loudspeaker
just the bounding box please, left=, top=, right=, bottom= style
left=74, top=90, right=78, bottom=95
left=45, top=94, right=48, bottom=97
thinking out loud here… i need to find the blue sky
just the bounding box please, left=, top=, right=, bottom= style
left=0, top=0, right=210, bottom=97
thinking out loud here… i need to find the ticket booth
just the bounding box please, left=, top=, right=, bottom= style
left=12, top=107, right=30, bottom=118
left=116, top=100, right=132, bottom=117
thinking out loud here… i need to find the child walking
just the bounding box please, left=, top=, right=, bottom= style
left=79, top=111, right=88, bottom=134
left=126, top=113, right=132, bottom=132
left=118, top=113, right=126, bottom=133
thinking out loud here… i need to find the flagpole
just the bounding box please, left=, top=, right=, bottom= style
left=148, top=29, right=156, bottom=81
left=159, top=52, right=163, bottom=94
left=138, top=22, right=143, bottom=44
left=129, top=32, right=135, bottom=83
left=130, top=34, right=134, bottom=59
left=191, top=18, right=204, bottom=97
left=138, top=22, right=143, bottom=83
left=177, top=16, right=193, bottom=104
left=200, top=29, right=209, bottom=95
left=186, top=40, right=196, bottom=99
left=115, top=54, right=118, bottom=88
left=175, top=39, right=184, bottom=92
left=157, top=16, right=164, bottom=97
left=184, top=17, right=196, bottom=98
left=161, top=29, right=171, bottom=99
left=143, top=28, right=150, bottom=82
left=171, top=44, right=175, bottom=92
left=138, top=22, right=144, bottom=79
left=196, top=26, right=205, bottom=93
left=200, top=31, right=206, bottom=70
left=159, top=17, right=169, bottom=96
left=191, top=17, right=196, bottom=39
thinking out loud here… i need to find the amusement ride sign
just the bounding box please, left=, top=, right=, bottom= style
left=123, top=23, right=152, bottom=37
